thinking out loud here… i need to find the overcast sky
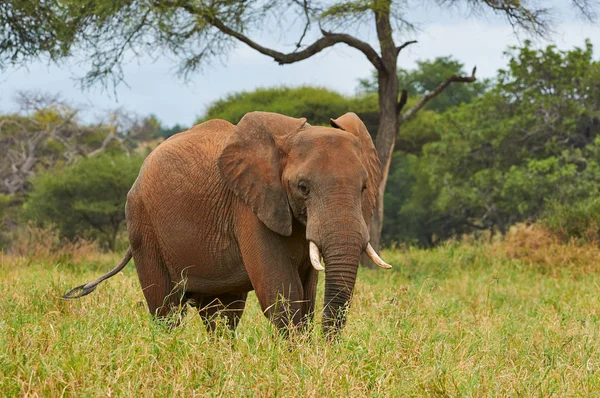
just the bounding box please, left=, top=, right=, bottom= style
left=1, top=2, right=599, bottom=126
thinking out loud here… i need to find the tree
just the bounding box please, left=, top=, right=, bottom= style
left=2, top=1, right=597, bottom=263
left=199, top=86, right=352, bottom=125
left=156, top=122, right=188, bottom=139
left=421, top=40, right=600, bottom=236
left=199, top=85, right=387, bottom=135
left=23, top=153, right=144, bottom=250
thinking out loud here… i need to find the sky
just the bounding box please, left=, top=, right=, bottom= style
left=1, top=2, right=599, bottom=127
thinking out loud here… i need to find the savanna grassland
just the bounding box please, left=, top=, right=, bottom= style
left=1, top=226, right=600, bottom=397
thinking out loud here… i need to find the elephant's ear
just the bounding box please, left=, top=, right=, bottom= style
left=330, top=113, right=382, bottom=223
left=218, top=112, right=307, bottom=236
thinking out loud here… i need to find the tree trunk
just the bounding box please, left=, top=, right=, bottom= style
left=363, top=4, right=398, bottom=268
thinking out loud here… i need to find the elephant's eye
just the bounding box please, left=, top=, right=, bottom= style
left=298, top=182, right=310, bottom=195
left=362, top=183, right=367, bottom=192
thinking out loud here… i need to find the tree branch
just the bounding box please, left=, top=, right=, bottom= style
left=87, top=133, right=120, bottom=158
left=396, top=40, right=417, bottom=55
left=204, top=15, right=384, bottom=71
left=396, top=89, right=408, bottom=114
left=399, top=66, right=477, bottom=125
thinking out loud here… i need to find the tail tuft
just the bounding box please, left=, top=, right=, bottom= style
left=62, top=283, right=97, bottom=299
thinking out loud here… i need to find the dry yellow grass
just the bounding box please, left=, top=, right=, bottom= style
left=491, top=223, right=600, bottom=276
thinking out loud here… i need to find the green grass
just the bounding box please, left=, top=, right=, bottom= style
left=2, top=242, right=600, bottom=396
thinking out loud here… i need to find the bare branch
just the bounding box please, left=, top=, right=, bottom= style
left=396, top=40, right=417, bottom=55
left=291, top=0, right=312, bottom=49
left=571, top=0, right=598, bottom=21
left=396, top=90, right=408, bottom=114
left=204, top=15, right=384, bottom=71
left=399, top=67, right=477, bottom=125
left=87, top=134, right=120, bottom=158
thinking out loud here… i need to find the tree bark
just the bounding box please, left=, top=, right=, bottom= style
left=363, top=3, right=399, bottom=268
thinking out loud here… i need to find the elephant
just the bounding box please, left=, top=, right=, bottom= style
left=63, top=111, right=391, bottom=337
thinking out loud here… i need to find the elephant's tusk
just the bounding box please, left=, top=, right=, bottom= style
left=309, top=241, right=324, bottom=271
left=365, top=243, right=392, bottom=269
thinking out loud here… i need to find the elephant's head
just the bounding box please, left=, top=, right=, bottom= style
left=218, top=111, right=390, bottom=336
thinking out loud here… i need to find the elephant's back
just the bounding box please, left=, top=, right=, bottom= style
left=130, top=118, right=234, bottom=198
left=161, top=118, right=235, bottom=156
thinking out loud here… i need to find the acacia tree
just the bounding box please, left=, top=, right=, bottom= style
left=1, top=0, right=597, bottom=260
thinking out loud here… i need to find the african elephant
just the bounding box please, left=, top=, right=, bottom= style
left=64, top=111, right=391, bottom=337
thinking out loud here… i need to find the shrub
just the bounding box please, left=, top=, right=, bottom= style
left=542, top=198, right=600, bottom=243
left=22, top=153, right=144, bottom=251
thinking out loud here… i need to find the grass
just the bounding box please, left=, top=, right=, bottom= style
left=1, top=230, right=600, bottom=396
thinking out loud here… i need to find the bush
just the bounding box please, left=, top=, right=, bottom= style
left=199, top=86, right=352, bottom=125
left=542, top=198, right=600, bottom=243
left=22, top=153, right=144, bottom=251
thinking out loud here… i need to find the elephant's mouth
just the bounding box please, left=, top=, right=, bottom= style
left=308, top=241, right=391, bottom=271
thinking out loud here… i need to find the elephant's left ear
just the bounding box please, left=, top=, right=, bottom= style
left=330, top=113, right=382, bottom=223
left=218, top=112, right=307, bottom=236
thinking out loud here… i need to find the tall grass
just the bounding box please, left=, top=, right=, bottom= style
left=1, top=225, right=600, bottom=396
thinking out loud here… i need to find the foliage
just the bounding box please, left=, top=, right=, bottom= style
left=358, top=57, right=490, bottom=113
left=156, top=123, right=188, bottom=139
left=542, top=198, right=600, bottom=243
left=383, top=153, right=469, bottom=246
left=416, top=40, right=600, bottom=237
left=0, top=194, right=11, bottom=249
left=0, top=1, right=570, bottom=87
left=0, top=194, right=10, bottom=221
left=22, top=154, right=143, bottom=251
left=199, top=86, right=353, bottom=125
left=3, top=241, right=600, bottom=395
left=0, top=93, right=146, bottom=196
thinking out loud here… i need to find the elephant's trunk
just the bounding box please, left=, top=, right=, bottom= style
left=322, top=246, right=361, bottom=337
left=311, top=202, right=368, bottom=337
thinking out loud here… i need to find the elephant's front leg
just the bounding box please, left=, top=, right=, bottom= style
left=300, top=266, right=319, bottom=329
left=237, top=217, right=304, bottom=331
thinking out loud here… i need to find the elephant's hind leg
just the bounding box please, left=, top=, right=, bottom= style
left=189, top=293, right=247, bottom=332
left=131, top=234, right=186, bottom=325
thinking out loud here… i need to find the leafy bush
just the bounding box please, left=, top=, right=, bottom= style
left=23, top=154, right=144, bottom=250
left=542, top=198, right=600, bottom=243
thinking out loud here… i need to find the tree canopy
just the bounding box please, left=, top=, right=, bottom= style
left=2, top=1, right=594, bottom=86
left=199, top=86, right=352, bottom=125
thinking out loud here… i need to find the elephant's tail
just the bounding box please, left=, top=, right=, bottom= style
left=62, top=247, right=133, bottom=299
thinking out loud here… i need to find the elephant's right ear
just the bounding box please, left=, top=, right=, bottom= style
left=218, top=112, right=307, bottom=236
